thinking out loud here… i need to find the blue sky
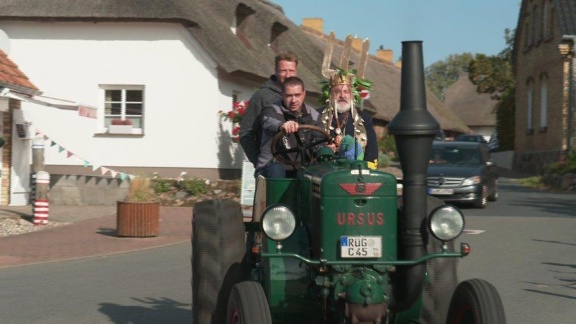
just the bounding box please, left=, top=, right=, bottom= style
left=272, top=0, right=521, bottom=67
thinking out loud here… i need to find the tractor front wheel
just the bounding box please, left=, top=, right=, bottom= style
left=446, top=278, right=506, bottom=324
left=227, top=281, right=272, bottom=324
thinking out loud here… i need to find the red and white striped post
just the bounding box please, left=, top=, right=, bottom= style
left=33, top=171, right=50, bottom=225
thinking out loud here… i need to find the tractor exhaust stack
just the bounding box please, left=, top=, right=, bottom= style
left=387, top=41, right=440, bottom=311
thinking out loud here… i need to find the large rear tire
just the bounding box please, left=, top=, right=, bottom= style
left=421, top=196, right=459, bottom=324
left=192, top=199, right=246, bottom=324
left=446, top=279, right=506, bottom=324
left=227, top=281, right=272, bottom=324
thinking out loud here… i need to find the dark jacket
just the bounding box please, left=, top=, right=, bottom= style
left=239, top=76, right=281, bottom=166
left=256, top=101, right=323, bottom=174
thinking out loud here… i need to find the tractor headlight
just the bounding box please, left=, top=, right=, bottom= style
left=261, top=205, right=296, bottom=241
left=429, top=205, right=465, bottom=241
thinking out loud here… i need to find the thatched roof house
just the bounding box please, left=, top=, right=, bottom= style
left=0, top=0, right=470, bottom=135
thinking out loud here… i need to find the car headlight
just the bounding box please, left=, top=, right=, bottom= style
left=261, top=205, right=296, bottom=241
left=429, top=205, right=465, bottom=241
left=462, top=176, right=481, bottom=186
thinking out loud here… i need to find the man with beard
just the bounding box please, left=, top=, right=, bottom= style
left=256, top=77, right=324, bottom=178
left=320, top=72, right=378, bottom=170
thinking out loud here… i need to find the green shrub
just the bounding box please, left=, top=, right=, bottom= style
left=546, top=151, right=576, bottom=175
left=179, top=178, right=209, bottom=196
left=378, top=153, right=391, bottom=168
left=377, top=134, right=397, bottom=156
left=152, top=179, right=173, bottom=193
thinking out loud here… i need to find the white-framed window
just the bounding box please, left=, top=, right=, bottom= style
left=100, top=85, right=145, bottom=133
left=527, top=83, right=534, bottom=134
left=540, top=76, right=548, bottom=130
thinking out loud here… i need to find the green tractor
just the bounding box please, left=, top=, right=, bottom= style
left=192, top=41, right=505, bottom=324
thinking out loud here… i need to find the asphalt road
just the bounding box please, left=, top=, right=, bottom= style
left=0, top=244, right=192, bottom=324
left=0, top=178, right=574, bottom=323
left=456, top=178, right=576, bottom=324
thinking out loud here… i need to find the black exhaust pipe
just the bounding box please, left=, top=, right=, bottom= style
left=387, top=41, right=439, bottom=311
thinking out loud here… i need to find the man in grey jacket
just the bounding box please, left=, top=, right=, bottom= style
left=239, top=51, right=298, bottom=167
left=256, top=77, right=324, bottom=178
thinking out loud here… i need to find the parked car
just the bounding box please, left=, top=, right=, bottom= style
left=455, top=134, right=489, bottom=144
left=427, top=141, right=498, bottom=208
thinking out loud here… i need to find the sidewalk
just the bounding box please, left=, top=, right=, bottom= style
left=0, top=205, right=193, bottom=268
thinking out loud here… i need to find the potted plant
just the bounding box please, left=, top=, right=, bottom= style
left=116, top=176, right=160, bottom=237
left=109, top=119, right=133, bottom=134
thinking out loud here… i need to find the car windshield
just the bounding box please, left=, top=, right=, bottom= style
left=429, top=147, right=481, bottom=165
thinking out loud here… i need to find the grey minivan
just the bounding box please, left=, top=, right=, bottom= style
left=427, top=141, right=498, bottom=208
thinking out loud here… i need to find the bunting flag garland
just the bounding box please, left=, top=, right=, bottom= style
left=34, top=129, right=133, bottom=180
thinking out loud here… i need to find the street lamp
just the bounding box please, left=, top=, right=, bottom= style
left=559, top=37, right=576, bottom=156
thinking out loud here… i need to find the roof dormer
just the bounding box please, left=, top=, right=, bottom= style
left=232, top=3, right=256, bottom=47
left=269, top=22, right=288, bottom=53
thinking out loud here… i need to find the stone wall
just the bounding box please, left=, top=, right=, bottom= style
left=48, top=175, right=129, bottom=205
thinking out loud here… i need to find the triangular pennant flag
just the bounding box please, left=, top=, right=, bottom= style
left=35, top=130, right=41, bottom=135
left=100, top=167, right=109, bottom=176
left=66, top=151, right=74, bottom=158
left=110, top=170, right=118, bottom=178
left=43, top=135, right=49, bottom=140
left=50, top=141, right=57, bottom=147
left=120, top=173, right=127, bottom=180
left=83, top=160, right=90, bottom=168
left=58, top=146, right=65, bottom=153
left=91, top=164, right=99, bottom=172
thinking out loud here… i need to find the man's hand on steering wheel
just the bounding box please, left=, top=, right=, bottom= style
left=280, top=120, right=300, bottom=134
left=271, top=124, right=333, bottom=167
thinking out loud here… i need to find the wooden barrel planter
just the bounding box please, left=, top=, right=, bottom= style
left=116, top=201, right=160, bottom=237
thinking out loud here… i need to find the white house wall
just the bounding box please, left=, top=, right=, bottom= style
left=0, top=21, right=243, bottom=171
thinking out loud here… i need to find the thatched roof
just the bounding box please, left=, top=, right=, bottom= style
left=0, top=0, right=470, bottom=132
left=0, top=0, right=324, bottom=92
left=444, top=73, right=497, bottom=127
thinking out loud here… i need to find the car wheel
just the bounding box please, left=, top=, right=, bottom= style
left=472, top=186, right=488, bottom=208
left=488, top=179, right=499, bottom=201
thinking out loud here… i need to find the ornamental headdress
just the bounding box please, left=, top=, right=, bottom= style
left=319, top=32, right=374, bottom=157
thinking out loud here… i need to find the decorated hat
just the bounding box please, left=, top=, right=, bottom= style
left=319, top=32, right=374, bottom=106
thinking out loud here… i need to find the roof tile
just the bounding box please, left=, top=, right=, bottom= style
left=0, top=49, right=38, bottom=91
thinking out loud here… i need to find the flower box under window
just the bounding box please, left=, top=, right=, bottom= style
left=109, top=119, right=133, bottom=134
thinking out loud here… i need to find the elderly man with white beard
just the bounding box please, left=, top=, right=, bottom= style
left=320, top=73, right=379, bottom=170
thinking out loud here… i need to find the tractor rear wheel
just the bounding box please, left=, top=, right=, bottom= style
left=192, top=199, right=246, bottom=324
left=227, top=281, right=272, bottom=324
left=446, top=278, right=506, bottom=324
left=421, top=196, right=458, bottom=324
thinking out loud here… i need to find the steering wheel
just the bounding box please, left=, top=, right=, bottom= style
left=271, top=124, right=332, bottom=167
